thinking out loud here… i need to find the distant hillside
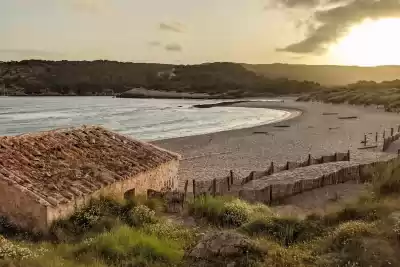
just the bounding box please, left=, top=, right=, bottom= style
left=245, top=64, right=400, bottom=86
left=0, top=61, right=320, bottom=97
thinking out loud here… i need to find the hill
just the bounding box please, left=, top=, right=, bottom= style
left=245, top=63, right=400, bottom=86
left=297, top=79, right=400, bottom=112
left=0, top=61, right=320, bottom=97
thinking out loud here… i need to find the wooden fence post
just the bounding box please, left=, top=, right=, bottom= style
left=230, top=170, right=234, bottom=185
left=270, top=161, right=274, bottom=174
left=308, top=154, right=312, bottom=166
left=364, top=134, right=367, bottom=146
left=391, top=128, right=394, bottom=136
left=286, top=161, right=290, bottom=170
left=347, top=150, right=351, bottom=161
left=226, top=176, right=231, bottom=192
left=212, top=179, right=217, bottom=197
left=184, top=180, right=189, bottom=201
left=376, top=132, right=378, bottom=143
left=192, top=180, right=196, bottom=199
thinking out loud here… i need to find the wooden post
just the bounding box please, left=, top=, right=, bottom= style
left=391, top=128, right=394, bottom=136
left=347, top=150, right=351, bottom=161
left=184, top=180, right=189, bottom=201
left=230, top=170, right=234, bottom=185
left=192, top=180, right=196, bottom=199
left=308, top=154, right=312, bottom=166
left=270, top=161, right=274, bottom=174
left=226, top=176, right=231, bottom=191
left=376, top=132, right=378, bottom=143
left=364, top=134, right=367, bottom=146
left=286, top=161, right=290, bottom=170
left=212, top=179, right=217, bottom=197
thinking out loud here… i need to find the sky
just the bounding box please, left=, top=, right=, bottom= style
left=2, top=0, right=400, bottom=65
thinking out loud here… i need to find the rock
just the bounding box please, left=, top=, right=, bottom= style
left=188, top=231, right=259, bottom=259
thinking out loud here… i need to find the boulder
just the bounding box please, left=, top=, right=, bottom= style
left=187, top=231, right=265, bottom=266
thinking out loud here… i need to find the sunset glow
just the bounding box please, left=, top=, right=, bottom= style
left=330, top=18, right=400, bottom=66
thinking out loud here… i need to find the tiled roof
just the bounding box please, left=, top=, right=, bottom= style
left=0, top=126, right=179, bottom=207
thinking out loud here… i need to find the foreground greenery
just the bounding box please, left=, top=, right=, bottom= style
left=297, top=79, right=400, bottom=112
left=2, top=163, right=400, bottom=266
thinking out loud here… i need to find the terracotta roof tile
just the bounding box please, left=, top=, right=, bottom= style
left=0, top=126, right=180, bottom=207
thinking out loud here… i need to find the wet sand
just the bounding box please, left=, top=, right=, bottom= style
left=154, top=98, right=400, bottom=189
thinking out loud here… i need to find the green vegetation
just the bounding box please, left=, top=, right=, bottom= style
left=0, top=60, right=320, bottom=97
left=297, top=80, right=400, bottom=112
left=188, top=196, right=272, bottom=227
left=3, top=163, right=400, bottom=266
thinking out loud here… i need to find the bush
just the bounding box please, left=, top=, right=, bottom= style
left=323, top=221, right=377, bottom=252
left=125, top=205, right=158, bottom=227
left=50, top=196, right=162, bottom=241
left=142, top=221, right=197, bottom=249
left=372, top=163, right=400, bottom=197
left=262, top=240, right=316, bottom=267
left=50, top=198, right=128, bottom=242
left=188, top=196, right=252, bottom=227
left=241, top=217, right=325, bottom=246
left=318, top=237, right=399, bottom=267
left=74, top=225, right=183, bottom=266
left=0, top=236, right=42, bottom=260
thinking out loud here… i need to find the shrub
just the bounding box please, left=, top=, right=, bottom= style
left=323, top=221, right=377, bottom=252
left=142, top=221, right=197, bottom=249
left=241, top=217, right=325, bottom=246
left=318, top=237, right=399, bottom=267
left=0, top=236, right=39, bottom=260
left=188, top=196, right=252, bottom=227
left=262, top=240, right=316, bottom=267
left=372, top=163, right=400, bottom=197
left=74, top=225, right=183, bottom=266
left=49, top=198, right=127, bottom=242
left=125, top=205, right=158, bottom=227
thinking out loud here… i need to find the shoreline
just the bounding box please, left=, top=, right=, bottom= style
left=154, top=98, right=400, bottom=189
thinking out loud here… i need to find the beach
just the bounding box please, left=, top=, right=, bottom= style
left=154, top=98, right=400, bottom=189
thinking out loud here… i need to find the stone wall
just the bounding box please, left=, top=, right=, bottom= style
left=239, top=156, right=399, bottom=204
left=46, top=159, right=179, bottom=228
left=0, top=180, right=48, bottom=232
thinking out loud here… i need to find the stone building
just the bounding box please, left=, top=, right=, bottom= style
left=0, top=126, right=180, bottom=232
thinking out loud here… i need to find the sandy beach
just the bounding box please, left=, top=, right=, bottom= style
left=154, top=98, right=400, bottom=189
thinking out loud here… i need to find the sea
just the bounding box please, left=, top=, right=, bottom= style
left=0, top=97, right=290, bottom=140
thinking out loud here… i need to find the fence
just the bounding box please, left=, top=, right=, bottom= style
left=239, top=155, right=400, bottom=205
left=362, top=126, right=400, bottom=152
left=185, top=150, right=351, bottom=199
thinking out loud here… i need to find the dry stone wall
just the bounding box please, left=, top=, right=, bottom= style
left=190, top=151, right=350, bottom=196
left=239, top=155, right=399, bottom=204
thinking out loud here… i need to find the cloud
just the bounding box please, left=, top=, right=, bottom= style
left=271, top=0, right=321, bottom=8
left=279, top=0, right=400, bottom=54
left=159, top=22, right=184, bottom=33
left=148, top=41, right=162, bottom=47
left=165, top=43, right=182, bottom=52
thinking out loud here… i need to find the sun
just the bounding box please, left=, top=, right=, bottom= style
left=329, top=18, right=400, bottom=66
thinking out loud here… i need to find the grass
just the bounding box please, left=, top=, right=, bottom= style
left=188, top=196, right=272, bottom=227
